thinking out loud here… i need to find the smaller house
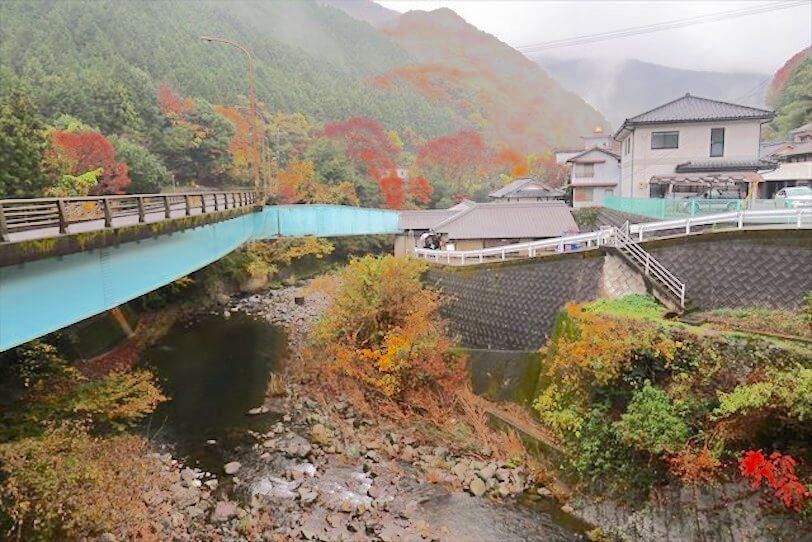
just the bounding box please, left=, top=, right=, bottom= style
left=759, top=123, right=812, bottom=196
left=488, top=178, right=565, bottom=202
left=567, top=147, right=620, bottom=208
left=431, top=201, right=577, bottom=251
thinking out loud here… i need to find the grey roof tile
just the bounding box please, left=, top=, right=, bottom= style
left=489, top=178, right=564, bottom=199
left=675, top=159, right=777, bottom=173
left=432, top=201, right=578, bottom=239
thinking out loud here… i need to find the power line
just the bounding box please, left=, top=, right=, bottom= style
left=515, top=1, right=809, bottom=53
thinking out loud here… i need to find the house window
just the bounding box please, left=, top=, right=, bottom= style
left=651, top=131, right=679, bottom=149
left=710, top=127, right=725, bottom=157
left=576, top=163, right=594, bottom=177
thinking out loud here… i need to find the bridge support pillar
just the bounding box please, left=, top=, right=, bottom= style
left=109, top=307, right=135, bottom=338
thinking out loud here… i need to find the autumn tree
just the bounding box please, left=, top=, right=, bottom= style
left=45, top=130, right=131, bottom=194
left=406, top=176, right=432, bottom=207
left=212, top=105, right=253, bottom=183
left=378, top=174, right=406, bottom=209
left=155, top=94, right=234, bottom=187
left=413, top=130, right=494, bottom=204
left=0, top=90, right=49, bottom=197
left=109, top=135, right=170, bottom=193
left=324, top=117, right=398, bottom=176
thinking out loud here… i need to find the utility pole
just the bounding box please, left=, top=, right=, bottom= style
left=199, top=36, right=262, bottom=202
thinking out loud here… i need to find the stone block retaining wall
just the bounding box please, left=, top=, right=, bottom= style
left=426, top=230, right=811, bottom=350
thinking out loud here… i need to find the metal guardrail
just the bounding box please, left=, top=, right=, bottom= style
left=614, top=221, right=686, bottom=307
left=413, top=229, right=615, bottom=264
left=603, top=195, right=792, bottom=220
left=0, top=190, right=258, bottom=242
left=414, top=208, right=810, bottom=266
left=630, top=207, right=812, bottom=241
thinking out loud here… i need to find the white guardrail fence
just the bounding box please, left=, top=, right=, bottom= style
left=413, top=208, right=812, bottom=266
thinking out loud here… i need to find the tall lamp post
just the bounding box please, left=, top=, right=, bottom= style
left=199, top=36, right=262, bottom=201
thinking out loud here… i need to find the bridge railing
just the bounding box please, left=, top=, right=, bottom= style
left=0, top=190, right=258, bottom=241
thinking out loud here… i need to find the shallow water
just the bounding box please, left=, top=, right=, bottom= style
left=140, top=313, right=287, bottom=471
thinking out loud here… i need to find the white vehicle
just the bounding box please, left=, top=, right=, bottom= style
left=774, top=186, right=812, bottom=208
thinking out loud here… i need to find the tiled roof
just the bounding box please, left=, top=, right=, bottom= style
left=566, top=147, right=620, bottom=163
left=398, top=209, right=459, bottom=230
left=761, top=162, right=812, bottom=182
left=614, top=94, right=773, bottom=139
left=774, top=141, right=812, bottom=158
left=675, top=159, right=777, bottom=173
left=488, top=178, right=564, bottom=199
left=432, top=201, right=577, bottom=239
left=790, top=122, right=812, bottom=135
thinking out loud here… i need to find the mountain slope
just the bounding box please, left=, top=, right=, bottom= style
left=327, top=3, right=608, bottom=153
left=535, top=57, right=770, bottom=128
left=765, top=47, right=812, bottom=137
left=0, top=0, right=461, bottom=138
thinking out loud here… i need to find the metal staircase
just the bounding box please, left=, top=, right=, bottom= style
left=613, top=222, right=687, bottom=308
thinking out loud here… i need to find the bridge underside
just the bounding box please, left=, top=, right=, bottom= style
left=0, top=205, right=399, bottom=351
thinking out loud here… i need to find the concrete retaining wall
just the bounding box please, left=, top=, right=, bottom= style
left=427, top=230, right=811, bottom=350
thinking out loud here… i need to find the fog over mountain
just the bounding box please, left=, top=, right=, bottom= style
left=534, top=56, right=770, bottom=128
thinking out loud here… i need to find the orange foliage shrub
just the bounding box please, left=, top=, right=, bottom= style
left=313, top=255, right=464, bottom=403
left=45, top=130, right=131, bottom=194
left=667, top=447, right=722, bottom=485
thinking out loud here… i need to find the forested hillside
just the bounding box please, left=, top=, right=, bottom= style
left=0, top=0, right=602, bottom=207
left=765, top=47, right=812, bottom=138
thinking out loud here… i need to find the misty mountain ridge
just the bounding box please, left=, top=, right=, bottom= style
left=534, top=56, right=770, bottom=128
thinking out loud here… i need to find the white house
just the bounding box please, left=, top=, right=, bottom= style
left=760, top=122, right=812, bottom=197
left=567, top=147, right=620, bottom=208
left=488, top=177, right=565, bottom=202
left=613, top=94, right=775, bottom=198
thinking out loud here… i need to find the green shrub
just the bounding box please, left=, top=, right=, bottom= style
left=614, top=382, right=689, bottom=455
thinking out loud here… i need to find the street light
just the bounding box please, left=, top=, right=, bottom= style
left=199, top=36, right=262, bottom=201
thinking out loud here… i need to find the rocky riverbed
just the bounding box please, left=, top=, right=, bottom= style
left=123, top=285, right=588, bottom=541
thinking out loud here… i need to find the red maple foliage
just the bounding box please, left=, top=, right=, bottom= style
left=379, top=175, right=406, bottom=209
left=47, top=130, right=131, bottom=194
left=739, top=450, right=810, bottom=511
left=406, top=176, right=432, bottom=205
left=323, top=117, right=398, bottom=181
left=766, top=47, right=811, bottom=105
left=416, top=130, right=491, bottom=177
left=156, top=82, right=192, bottom=117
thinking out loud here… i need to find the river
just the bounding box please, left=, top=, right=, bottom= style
left=139, top=311, right=590, bottom=540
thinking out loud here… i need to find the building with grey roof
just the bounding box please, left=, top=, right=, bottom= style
left=612, top=93, right=775, bottom=199
left=394, top=201, right=578, bottom=255
left=488, top=178, right=565, bottom=202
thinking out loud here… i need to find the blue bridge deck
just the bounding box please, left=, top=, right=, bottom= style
left=0, top=205, right=400, bottom=351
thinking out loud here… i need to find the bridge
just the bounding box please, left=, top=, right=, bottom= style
left=0, top=191, right=399, bottom=351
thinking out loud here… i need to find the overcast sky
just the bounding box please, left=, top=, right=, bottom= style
left=378, top=0, right=811, bottom=74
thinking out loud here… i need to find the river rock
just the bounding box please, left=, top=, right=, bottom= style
left=537, top=486, right=553, bottom=497
left=247, top=405, right=269, bottom=415
left=170, top=483, right=200, bottom=508
left=97, top=533, right=116, bottom=542
left=469, top=478, right=487, bottom=497
left=479, top=463, right=497, bottom=481
left=281, top=434, right=312, bottom=458
left=211, top=500, right=238, bottom=522
left=401, top=445, right=417, bottom=462
left=310, top=423, right=332, bottom=446
left=451, top=462, right=468, bottom=480
left=224, top=461, right=242, bottom=475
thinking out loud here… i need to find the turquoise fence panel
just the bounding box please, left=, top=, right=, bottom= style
left=253, top=205, right=400, bottom=239
left=602, top=196, right=785, bottom=219
left=603, top=196, right=666, bottom=219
